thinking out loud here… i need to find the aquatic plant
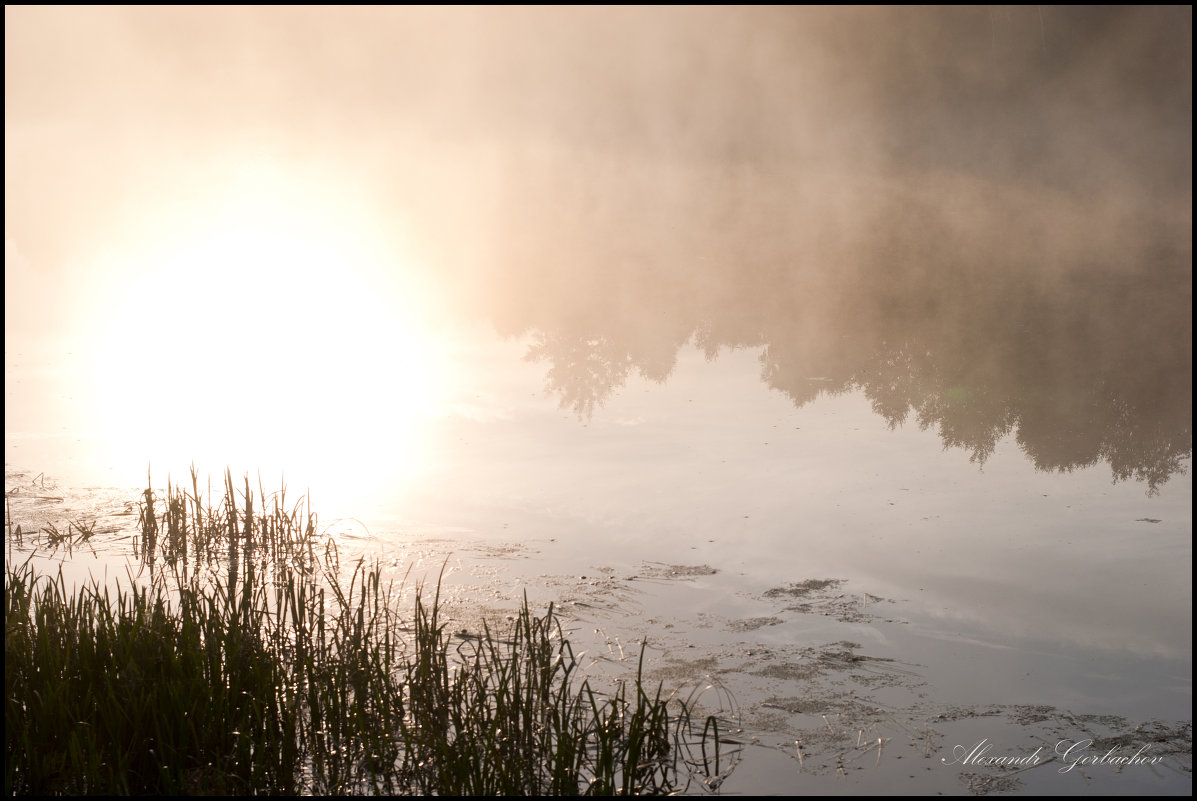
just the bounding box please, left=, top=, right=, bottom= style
left=4, top=474, right=731, bottom=795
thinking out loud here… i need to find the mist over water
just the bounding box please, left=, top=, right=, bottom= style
left=6, top=6, right=1191, bottom=492
left=4, top=9, right=1193, bottom=793
left=6, top=7, right=1190, bottom=268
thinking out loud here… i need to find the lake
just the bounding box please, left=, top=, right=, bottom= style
left=5, top=6, right=1192, bottom=795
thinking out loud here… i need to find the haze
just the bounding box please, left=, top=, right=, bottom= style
left=5, top=6, right=1191, bottom=495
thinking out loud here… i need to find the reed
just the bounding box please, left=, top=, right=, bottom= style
left=5, top=473, right=731, bottom=796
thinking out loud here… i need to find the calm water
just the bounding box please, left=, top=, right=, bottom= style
left=7, top=244, right=1191, bottom=793
left=5, top=6, right=1191, bottom=794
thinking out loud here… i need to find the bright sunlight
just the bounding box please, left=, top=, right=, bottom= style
left=82, top=161, right=447, bottom=514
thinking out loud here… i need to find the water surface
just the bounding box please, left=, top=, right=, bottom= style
left=5, top=6, right=1192, bottom=794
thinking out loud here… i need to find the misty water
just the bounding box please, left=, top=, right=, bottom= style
left=5, top=6, right=1192, bottom=795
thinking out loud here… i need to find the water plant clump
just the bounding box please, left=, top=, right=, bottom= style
left=4, top=471, right=732, bottom=795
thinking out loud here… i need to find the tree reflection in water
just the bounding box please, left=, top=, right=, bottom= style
left=460, top=9, right=1190, bottom=493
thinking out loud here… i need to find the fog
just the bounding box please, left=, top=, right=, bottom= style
left=5, top=6, right=1192, bottom=489
left=7, top=7, right=1189, bottom=270
left=4, top=13, right=1193, bottom=790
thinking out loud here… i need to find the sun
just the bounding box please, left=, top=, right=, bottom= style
left=83, top=162, right=446, bottom=513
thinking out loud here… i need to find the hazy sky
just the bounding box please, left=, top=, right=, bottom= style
left=7, top=6, right=1190, bottom=290
left=5, top=8, right=1191, bottom=473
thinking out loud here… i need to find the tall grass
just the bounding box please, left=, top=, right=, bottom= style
left=5, top=472, right=732, bottom=795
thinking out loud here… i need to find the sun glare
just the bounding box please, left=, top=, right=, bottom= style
left=84, top=164, right=445, bottom=513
